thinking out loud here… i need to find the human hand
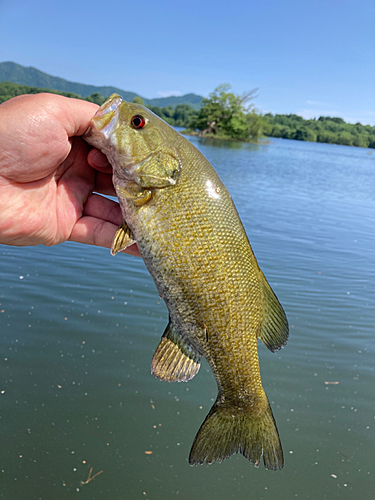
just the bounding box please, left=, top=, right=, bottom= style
left=0, top=93, right=140, bottom=256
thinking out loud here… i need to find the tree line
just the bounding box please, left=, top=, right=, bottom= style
left=183, top=84, right=375, bottom=148
left=263, top=113, right=375, bottom=148
left=1, top=81, right=374, bottom=148
left=132, top=97, right=199, bottom=128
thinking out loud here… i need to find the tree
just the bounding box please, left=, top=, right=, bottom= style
left=132, top=96, right=144, bottom=105
left=336, top=132, right=354, bottom=146
left=264, top=112, right=375, bottom=149
left=293, top=127, right=316, bottom=142
left=173, top=104, right=198, bottom=127
left=189, top=84, right=264, bottom=141
left=247, top=111, right=267, bottom=139
left=86, top=93, right=106, bottom=105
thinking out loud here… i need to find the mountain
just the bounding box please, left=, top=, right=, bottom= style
left=0, top=61, right=203, bottom=109
left=147, top=94, right=204, bottom=108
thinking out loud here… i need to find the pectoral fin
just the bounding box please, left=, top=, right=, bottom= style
left=151, top=321, right=201, bottom=382
left=111, top=221, right=135, bottom=256
left=116, top=185, right=152, bottom=206
left=258, top=273, right=289, bottom=352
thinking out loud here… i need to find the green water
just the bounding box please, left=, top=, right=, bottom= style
left=1, top=138, right=374, bottom=499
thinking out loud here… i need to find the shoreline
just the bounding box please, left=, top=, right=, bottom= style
left=181, top=129, right=375, bottom=150
left=180, top=129, right=268, bottom=144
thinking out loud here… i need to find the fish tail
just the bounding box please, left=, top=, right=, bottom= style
left=188, top=395, right=283, bottom=470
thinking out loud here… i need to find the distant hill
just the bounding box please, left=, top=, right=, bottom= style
left=147, top=93, right=203, bottom=109
left=0, top=61, right=203, bottom=109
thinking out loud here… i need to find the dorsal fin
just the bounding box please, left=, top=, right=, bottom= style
left=258, top=273, right=289, bottom=352
left=151, top=321, right=201, bottom=382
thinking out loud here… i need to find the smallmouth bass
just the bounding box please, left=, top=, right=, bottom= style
left=83, top=94, right=289, bottom=469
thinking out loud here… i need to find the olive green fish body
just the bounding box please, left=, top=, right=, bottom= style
left=124, top=146, right=263, bottom=388
left=84, top=94, right=288, bottom=469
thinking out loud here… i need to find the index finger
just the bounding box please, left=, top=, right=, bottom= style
left=55, top=95, right=99, bottom=137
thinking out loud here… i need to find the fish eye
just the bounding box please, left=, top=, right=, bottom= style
left=131, top=115, right=147, bottom=129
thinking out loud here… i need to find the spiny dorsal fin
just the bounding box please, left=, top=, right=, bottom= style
left=151, top=321, right=201, bottom=382
left=258, top=273, right=289, bottom=352
left=111, top=220, right=135, bottom=256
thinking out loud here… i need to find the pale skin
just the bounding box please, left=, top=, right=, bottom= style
left=0, top=93, right=140, bottom=256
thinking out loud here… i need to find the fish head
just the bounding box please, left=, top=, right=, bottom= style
left=84, top=94, right=181, bottom=188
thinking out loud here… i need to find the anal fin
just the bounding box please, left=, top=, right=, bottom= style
left=111, top=220, right=135, bottom=256
left=151, top=321, right=201, bottom=382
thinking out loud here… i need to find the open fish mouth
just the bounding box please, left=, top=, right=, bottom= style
left=84, top=93, right=123, bottom=140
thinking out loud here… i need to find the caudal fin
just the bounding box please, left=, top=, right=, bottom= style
left=189, top=396, right=283, bottom=470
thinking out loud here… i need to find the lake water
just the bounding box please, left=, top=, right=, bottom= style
left=0, top=137, right=374, bottom=500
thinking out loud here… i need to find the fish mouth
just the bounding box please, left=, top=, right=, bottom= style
left=83, top=93, right=123, bottom=141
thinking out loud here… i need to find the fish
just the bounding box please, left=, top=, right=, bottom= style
left=83, top=94, right=289, bottom=470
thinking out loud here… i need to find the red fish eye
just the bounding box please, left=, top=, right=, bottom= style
left=131, top=115, right=146, bottom=129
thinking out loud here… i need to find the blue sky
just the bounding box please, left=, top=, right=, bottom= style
left=1, top=0, right=374, bottom=124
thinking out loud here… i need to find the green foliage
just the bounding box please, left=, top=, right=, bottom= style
left=0, top=80, right=83, bottom=104
left=0, top=81, right=108, bottom=108
left=293, top=127, right=317, bottom=142
left=85, top=92, right=106, bottom=105
left=188, top=84, right=266, bottom=142
left=148, top=103, right=198, bottom=127
left=264, top=113, right=375, bottom=149
left=173, top=104, right=199, bottom=127
left=132, top=96, right=144, bottom=105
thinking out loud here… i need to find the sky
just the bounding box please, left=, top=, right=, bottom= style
left=1, top=0, right=374, bottom=124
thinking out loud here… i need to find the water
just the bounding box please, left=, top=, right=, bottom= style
left=1, top=138, right=374, bottom=499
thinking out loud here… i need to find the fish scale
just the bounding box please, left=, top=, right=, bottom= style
left=83, top=94, right=289, bottom=469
